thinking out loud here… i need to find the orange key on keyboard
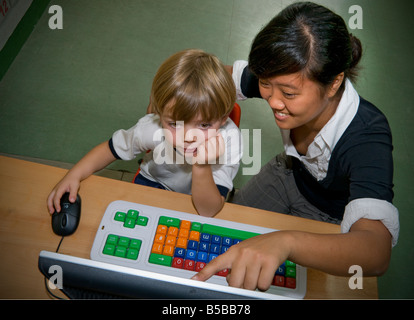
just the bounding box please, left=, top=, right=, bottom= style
left=178, top=228, right=189, bottom=239
left=168, top=226, right=178, bottom=237
left=189, top=230, right=200, bottom=241
left=176, top=237, right=187, bottom=249
left=154, top=234, right=165, bottom=244
left=156, top=225, right=167, bottom=235
left=180, top=220, right=191, bottom=230
left=151, top=243, right=163, bottom=255
left=163, top=245, right=174, bottom=256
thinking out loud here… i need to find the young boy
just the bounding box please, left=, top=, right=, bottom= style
left=47, top=49, right=242, bottom=217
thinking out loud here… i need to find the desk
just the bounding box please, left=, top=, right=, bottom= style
left=0, top=155, right=378, bottom=299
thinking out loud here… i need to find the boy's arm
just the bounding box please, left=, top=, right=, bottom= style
left=191, top=164, right=226, bottom=217
left=47, top=141, right=117, bottom=213
left=189, top=132, right=227, bottom=217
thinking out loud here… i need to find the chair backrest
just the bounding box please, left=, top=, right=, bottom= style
left=229, top=103, right=241, bottom=127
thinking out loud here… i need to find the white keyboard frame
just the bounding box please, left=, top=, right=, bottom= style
left=90, top=200, right=307, bottom=299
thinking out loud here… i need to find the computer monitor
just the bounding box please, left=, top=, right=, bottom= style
left=38, top=251, right=290, bottom=299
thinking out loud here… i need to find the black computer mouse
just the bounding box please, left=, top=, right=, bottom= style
left=51, top=193, right=81, bottom=236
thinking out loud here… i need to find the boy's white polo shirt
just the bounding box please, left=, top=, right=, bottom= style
left=111, top=114, right=243, bottom=195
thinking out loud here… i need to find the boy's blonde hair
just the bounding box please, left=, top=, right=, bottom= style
left=150, top=49, right=236, bottom=122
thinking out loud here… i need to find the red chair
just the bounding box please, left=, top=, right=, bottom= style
left=229, top=103, right=241, bottom=127
left=132, top=103, right=241, bottom=182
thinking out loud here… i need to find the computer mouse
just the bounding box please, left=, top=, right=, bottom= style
left=51, top=193, right=81, bottom=236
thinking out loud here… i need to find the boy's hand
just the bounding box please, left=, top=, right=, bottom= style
left=46, top=141, right=117, bottom=214
left=47, top=175, right=80, bottom=214
left=187, top=133, right=225, bottom=165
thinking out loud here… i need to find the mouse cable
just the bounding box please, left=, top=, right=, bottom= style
left=44, top=236, right=68, bottom=300
left=55, top=236, right=64, bottom=253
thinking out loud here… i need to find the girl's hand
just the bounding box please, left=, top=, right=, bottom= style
left=192, top=231, right=293, bottom=291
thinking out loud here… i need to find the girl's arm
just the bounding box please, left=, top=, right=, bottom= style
left=191, top=164, right=225, bottom=217
left=192, top=218, right=392, bottom=290
left=47, top=141, right=117, bottom=213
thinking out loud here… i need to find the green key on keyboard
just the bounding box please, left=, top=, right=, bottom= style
left=103, top=234, right=142, bottom=260
left=113, top=209, right=149, bottom=228
left=149, top=253, right=172, bottom=266
left=158, top=216, right=180, bottom=228
left=201, top=224, right=260, bottom=240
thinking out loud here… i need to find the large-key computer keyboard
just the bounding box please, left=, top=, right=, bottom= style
left=90, top=200, right=307, bottom=299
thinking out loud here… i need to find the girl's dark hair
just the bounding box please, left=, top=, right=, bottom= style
left=249, top=2, right=362, bottom=88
